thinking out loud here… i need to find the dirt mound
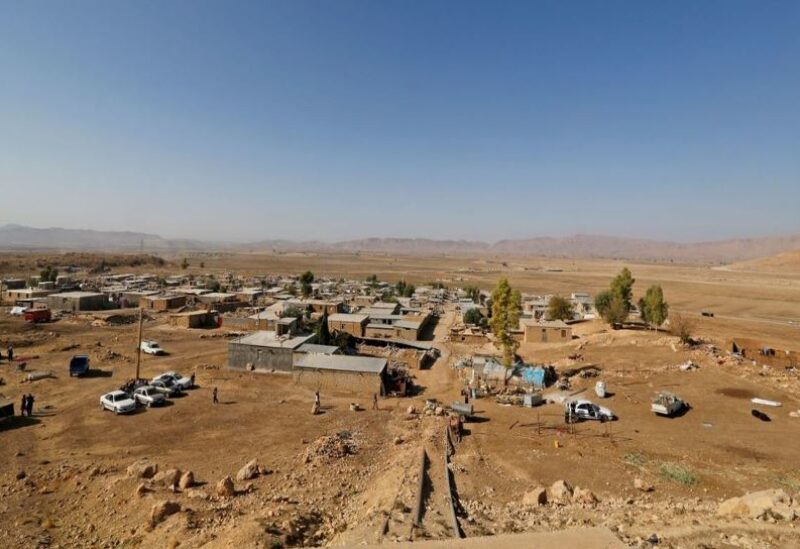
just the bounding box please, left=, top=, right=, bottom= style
left=303, top=431, right=359, bottom=461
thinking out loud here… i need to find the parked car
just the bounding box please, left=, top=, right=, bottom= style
left=100, top=391, right=137, bottom=414
left=24, top=308, right=51, bottom=323
left=133, top=385, right=167, bottom=408
left=651, top=392, right=687, bottom=417
left=153, top=371, right=193, bottom=390
left=140, top=340, right=165, bottom=355
left=151, top=378, right=183, bottom=397
left=69, top=355, right=91, bottom=377
left=565, top=399, right=615, bottom=423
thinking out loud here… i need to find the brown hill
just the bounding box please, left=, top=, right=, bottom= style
left=726, top=249, right=800, bottom=274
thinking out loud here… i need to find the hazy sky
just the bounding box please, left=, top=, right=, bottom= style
left=1, top=1, right=798, bottom=242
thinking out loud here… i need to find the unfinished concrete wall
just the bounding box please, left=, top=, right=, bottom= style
left=228, top=343, right=293, bottom=372
left=293, top=369, right=383, bottom=395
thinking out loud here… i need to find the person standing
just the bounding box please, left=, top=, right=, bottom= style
left=20, top=394, right=27, bottom=417
left=372, top=393, right=379, bottom=410
left=212, top=387, right=218, bottom=404
left=26, top=394, right=34, bottom=417
left=190, top=372, right=196, bottom=388
left=7, top=345, right=13, bottom=362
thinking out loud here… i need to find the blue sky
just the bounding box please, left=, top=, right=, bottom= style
left=1, top=1, right=798, bottom=242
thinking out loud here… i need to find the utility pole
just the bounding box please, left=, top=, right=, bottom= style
left=135, top=307, right=144, bottom=381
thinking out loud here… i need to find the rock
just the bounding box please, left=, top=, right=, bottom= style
left=150, top=500, right=181, bottom=525
left=434, top=406, right=444, bottom=416
left=547, top=480, right=573, bottom=505
left=134, top=483, right=151, bottom=498
left=522, top=486, right=548, bottom=506
left=573, top=487, right=598, bottom=505
left=718, top=489, right=797, bottom=521
left=634, top=478, right=654, bottom=492
left=178, top=471, right=195, bottom=490
left=126, top=461, right=158, bottom=479
left=393, top=436, right=404, bottom=445
left=186, top=489, right=208, bottom=500
left=16, top=470, right=26, bottom=480
left=216, top=476, right=235, bottom=497
left=154, top=468, right=182, bottom=487
left=406, top=405, right=416, bottom=415
left=237, top=459, right=260, bottom=481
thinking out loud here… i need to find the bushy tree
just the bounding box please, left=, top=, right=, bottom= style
left=395, top=280, right=416, bottom=297
left=463, top=307, right=483, bottom=325
left=464, top=286, right=481, bottom=303
left=596, top=267, right=636, bottom=327
left=670, top=313, right=694, bottom=345
left=610, top=267, right=635, bottom=311
left=490, top=278, right=522, bottom=369
left=603, top=295, right=629, bottom=327
left=283, top=305, right=305, bottom=319
left=547, top=295, right=574, bottom=322
left=301, top=281, right=313, bottom=298
left=300, top=271, right=314, bottom=285
left=640, top=285, right=669, bottom=329
left=39, top=265, right=58, bottom=283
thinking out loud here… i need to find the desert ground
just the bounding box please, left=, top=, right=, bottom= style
left=1, top=251, right=799, bottom=548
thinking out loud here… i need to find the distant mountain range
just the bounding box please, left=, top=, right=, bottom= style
left=1, top=224, right=799, bottom=264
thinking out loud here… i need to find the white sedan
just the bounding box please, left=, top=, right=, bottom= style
left=140, top=340, right=166, bottom=355
left=133, top=386, right=167, bottom=408
left=151, top=377, right=183, bottom=397
left=153, top=371, right=193, bottom=391
left=100, top=391, right=137, bottom=414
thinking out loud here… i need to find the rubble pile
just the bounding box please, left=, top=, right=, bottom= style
left=303, top=431, right=359, bottom=461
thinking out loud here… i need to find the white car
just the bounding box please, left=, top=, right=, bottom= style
left=10, top=306, right=28, bottom=316
left=151, top=378, right=183, bottom=397
left=100, top=391, right=137, bottom=414
left=153, top=371, right=193, bottom=391
left=140, top=340, right=165, bottom=355
left=565, top=399, right=615, bottom=423
left=133, top=386, right=167, bottom=408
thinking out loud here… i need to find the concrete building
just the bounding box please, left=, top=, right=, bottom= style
left=4, top=288, right=53, bottom=303
left=520, top=319, right=572, bottom=343
left=328, top=313, right=370, bottom=338
left=293, top=354, right=387, bottom=394
left=139, top=294, right=187, bottom=311
left=47, top=291, right=108, bottom=312
left=228, top=331, right=315, bottom=373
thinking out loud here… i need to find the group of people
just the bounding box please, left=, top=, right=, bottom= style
left=19, top=393, right=35, bottom=417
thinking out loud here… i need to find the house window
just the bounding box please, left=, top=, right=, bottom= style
left=561, top=330, right=567, bottom=338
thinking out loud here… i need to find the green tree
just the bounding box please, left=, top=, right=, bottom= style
left=463, top=307, right=483, bottom=325
left=39, top=265, right=59, bottom=283
left=316, top=309, right=332, bottom=345
left=300, top=271, right=315, bottom=285
left=603, top=295, right=629, bottom=327
left=333, top=331, right=355, bottom=350
left=283, top=305, right=305, bottom=319
left=464, top=286, right=481, bottom=303
left=547, top=295, right=574, bottom=322
left=490, top=278, right=522, bottom=370
left=639, top=285, right=669, bottom=329
left=301, top=281, right=313, bottom=298
left=610, top=267, right=635, bottom=312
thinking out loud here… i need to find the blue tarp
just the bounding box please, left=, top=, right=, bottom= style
left=521, top=366, right=546, bottom=388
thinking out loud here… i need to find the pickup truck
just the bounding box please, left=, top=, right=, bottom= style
left=69, top=355, right=90, bottom=377
left=651, top=392, right=686, bottom=417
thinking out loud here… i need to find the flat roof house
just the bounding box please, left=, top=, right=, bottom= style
left=47, top=291, right=108, bottom=312
left=293, top=354, right=387, bottom=395
left=169, top=310, right=217, bottom=328
left=228, top=331, right=315, bottom=373
left=520, top=319, right=572, bottom=344
left=328, top=313, right=370, bottom=338
left=139, top=294, right=187, bottom=311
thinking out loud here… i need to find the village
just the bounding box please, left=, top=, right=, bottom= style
left=0, top=252, right=798, bottom=548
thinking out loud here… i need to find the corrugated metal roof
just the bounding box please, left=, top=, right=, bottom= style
left=294, top=354, right=387, bottom=374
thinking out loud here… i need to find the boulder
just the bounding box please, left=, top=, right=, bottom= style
left=16, top=470, right=26, bottom=480
left=573, top=487, right=598, bottom=505
left=127, top=461, right=158, bottom=479
left=154, top=468, right=182, bottom=487
left=522, top=486, right=548, bottom=506
left=718, top=489, right=797, bottom=521
left=150, top=500, right=181, bottom=525
left=186, top=489, right=208, bottom=500
left=237, top=459, right=259, bottom=481
left=216, top=476, right=235, bottom=497
left=134, top=483, right=151, bottom=498
left=634, top=478, right=654, bottom=492
left=547, top=480, right=573, bottom=505
left=178, top=471, right=195, bottom=490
